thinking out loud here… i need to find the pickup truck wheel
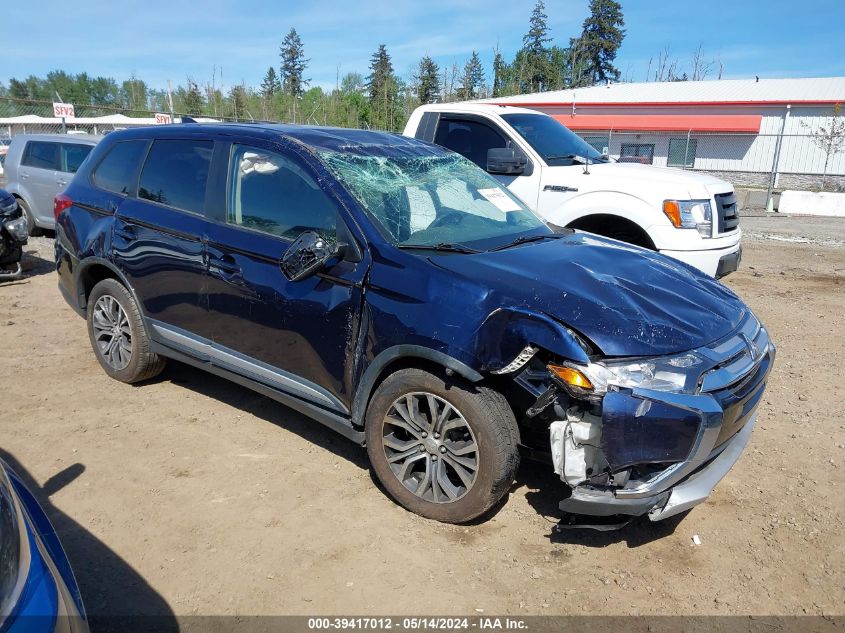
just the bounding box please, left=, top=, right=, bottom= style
left=86, top=279, right=166, bottom=383
left=366, top=368, right=519, bottom=523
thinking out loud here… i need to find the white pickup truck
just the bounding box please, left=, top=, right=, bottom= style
left=403, top=103, right=742, bottom=278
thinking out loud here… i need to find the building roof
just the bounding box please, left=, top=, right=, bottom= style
left=487, top=77, right=845, bottom=107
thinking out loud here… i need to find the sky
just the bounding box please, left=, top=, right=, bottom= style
left=3, top=0, right=845, bottom=93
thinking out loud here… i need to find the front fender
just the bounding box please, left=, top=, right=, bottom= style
left=544, top=191, right=661, bottom=233
left=475, top=307, right=591, bottom=370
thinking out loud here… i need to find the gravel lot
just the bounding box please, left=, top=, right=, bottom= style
left=1, top=219, right=843, bottom=621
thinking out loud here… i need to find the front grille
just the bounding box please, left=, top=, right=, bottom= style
left=715, top=192, right=739, bottom=234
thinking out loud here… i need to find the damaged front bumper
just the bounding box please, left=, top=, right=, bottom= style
left=549, top=312, right=774, bottom=524
left=558, top=411, right=756, bottom=522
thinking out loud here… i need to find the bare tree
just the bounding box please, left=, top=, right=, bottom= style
left=690, top=43, right=715, bottom=81
left=802, top=103, right=845, bottom=190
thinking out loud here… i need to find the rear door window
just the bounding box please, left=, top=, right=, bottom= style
left=139, top=139, right=213, bottom=215
left=61, top=143, right=94, bottom=174
left=22, top=141, right=60, bottom=170
left=91, top=140, right=148, bottom=195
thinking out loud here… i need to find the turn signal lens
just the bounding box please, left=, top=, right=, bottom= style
left=662, top=200, right=681, bottom=228
left=548, top=364, right=593, bottom=390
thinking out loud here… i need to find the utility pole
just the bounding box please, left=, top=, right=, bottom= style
left=767, top=104, right=791, bottom=212
left=166, top=80, right=174, bottom=117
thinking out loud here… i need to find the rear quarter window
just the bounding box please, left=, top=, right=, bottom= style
left=61, top=143, right=94, bottom=174
left=91, top=140, right=148, bottom=195
left=22, top=141, right=60, bottom=170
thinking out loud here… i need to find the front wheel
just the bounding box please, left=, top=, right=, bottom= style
left=366, top=368, right=520, bottom=523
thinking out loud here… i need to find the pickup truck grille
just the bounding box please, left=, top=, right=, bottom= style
left=715, top=192, right=739, bottom=234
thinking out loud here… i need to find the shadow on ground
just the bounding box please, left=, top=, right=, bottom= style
left=516, top=459, right=687, bottom=548
left=156, top=360, right=370, bottom=471
left=0, top=449, right=178, bottom=632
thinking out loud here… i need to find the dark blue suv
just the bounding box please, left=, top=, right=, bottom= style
left=55, top=123, right=773, bottom=526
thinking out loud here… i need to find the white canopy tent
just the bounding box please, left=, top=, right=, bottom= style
left=0, top=113, right=221, bottom=136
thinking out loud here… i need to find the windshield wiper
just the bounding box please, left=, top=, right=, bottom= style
left=490, top=233, right=567, bottom=252
left=398, top=242, right=482, bottom=254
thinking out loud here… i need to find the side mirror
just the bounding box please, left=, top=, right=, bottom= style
left=486, top=147, right=526, bottom=175
left=280, top=230, right=344, bottom=282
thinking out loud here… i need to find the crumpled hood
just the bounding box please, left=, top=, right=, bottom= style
left=431, top=233, right=747, bottom=357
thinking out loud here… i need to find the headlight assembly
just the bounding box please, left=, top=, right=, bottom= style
left=3, top=216, right=29, bottom=242
left=549, top=352, right=704, bottom=399
left=663, top=199, right=713, bottom=238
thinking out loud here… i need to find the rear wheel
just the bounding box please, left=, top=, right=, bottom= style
left=86, top=278, right=166, bottom=383
left=366, top=368, right=519, bottom=523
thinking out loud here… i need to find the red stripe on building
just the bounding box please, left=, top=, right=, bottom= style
left=497, top=100, right=841, bottom=107
left=551, top=113, right=762, bottom=133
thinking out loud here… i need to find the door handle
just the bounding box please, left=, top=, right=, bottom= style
left=20, top=171, right=29, bottom=180
left=209, top=255, right=242, bottom=276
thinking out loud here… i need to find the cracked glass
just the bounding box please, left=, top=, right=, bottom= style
left=318, top=150, right=547, bottom=249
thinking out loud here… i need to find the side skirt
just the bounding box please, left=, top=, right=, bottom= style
left=149, top=341, right=366, bottom=446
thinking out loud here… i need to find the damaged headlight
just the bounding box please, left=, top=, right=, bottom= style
left=663, top=199, right=712, bottom=238
left=549, top=352, right=703, bottom=399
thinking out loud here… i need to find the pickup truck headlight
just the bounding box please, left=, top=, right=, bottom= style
left=663, top=199, right=712, bottom=238
left=550, top=352, right=703, bottom=398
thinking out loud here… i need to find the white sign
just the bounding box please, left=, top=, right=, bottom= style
left=154, top=113, right=172, bottom=125
left=52, top=102, right=75, bottom=119
left=477, top=187, right=522, bottom=212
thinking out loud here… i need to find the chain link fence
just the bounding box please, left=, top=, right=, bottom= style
left=578, top=129, right=845, bottom=210
left=3, top=96, right=844, bottom=205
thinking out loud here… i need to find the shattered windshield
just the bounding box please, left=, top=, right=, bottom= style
left=318, top=149, right=549, bottom=250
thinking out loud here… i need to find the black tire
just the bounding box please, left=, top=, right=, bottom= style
left=365, top=368, right=520, bottom=523
left=16, top=198, right=42, bottom=237
left=86, top=278, right=166, bottom=383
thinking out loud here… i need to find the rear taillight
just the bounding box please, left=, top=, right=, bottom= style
left=53, top=193, right=73, bottom=222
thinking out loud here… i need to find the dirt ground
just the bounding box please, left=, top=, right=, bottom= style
left=0, top=218, right=843, bottom=619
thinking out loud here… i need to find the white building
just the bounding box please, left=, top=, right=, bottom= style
left=489, top=77, right=845, bottom=191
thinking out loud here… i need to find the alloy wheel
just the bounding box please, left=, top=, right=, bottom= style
left=381, top=392, right=479, bottom=503
left=92, top=295, right=132, bottom=370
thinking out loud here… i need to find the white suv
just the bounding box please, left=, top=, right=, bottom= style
left=404, top=104, right=741, bottom=278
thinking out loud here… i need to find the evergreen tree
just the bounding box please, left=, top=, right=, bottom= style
left=492, top=48, right=508, bottom=97
left=521, top=0, right=552, bottom=92
left=457, top=52, right=484, bottom=100
left=182, top=79, right=205, bottom=115
left=578, top=0, right=625, bottom=84
left=416, top=56, right=440, bottom=104
left=260, top=67, right=280, bottom=98
left=280, top=28, right=309, bottom=97
left=367, top=44, right=398, bottom=130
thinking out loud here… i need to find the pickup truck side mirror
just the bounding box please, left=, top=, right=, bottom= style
left=486, top=147, right=526, bottom=176
left=280, top=230, right=346, bottom=282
